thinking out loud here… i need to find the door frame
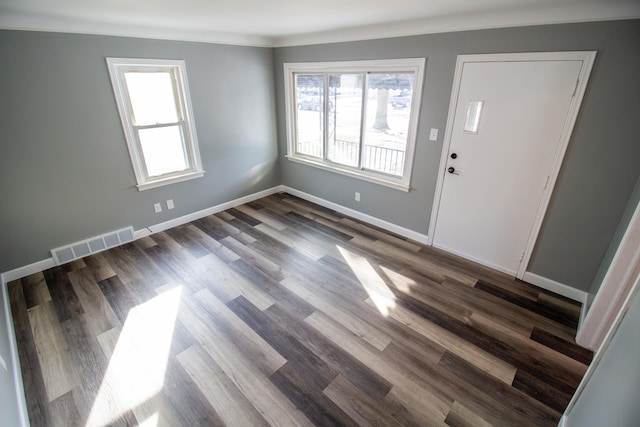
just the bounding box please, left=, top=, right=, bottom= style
left=561, top=220, right=640, bottom=423
left=428, top=51, right=597, bottom=279
left=576, top=198, right=640, bottom=350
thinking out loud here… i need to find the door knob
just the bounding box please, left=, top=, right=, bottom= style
left=450, top=153, right=457, bottom=159
left=448, top=167, right=458, bottom=174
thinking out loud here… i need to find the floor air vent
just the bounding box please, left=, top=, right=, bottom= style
left=51, top=226, right=135, bottom=266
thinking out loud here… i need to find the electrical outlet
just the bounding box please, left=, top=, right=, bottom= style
left=167, top=199, right=175, bottom=210
left=154, top=203, right=162, bottom=213
left=355, top=192, right=361, bottom=202
left=429, top=128, right=439, bottom=141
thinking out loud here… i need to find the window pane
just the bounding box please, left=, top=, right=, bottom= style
left=364, top=73, right=414, bottom=176
left=326, top=74, right=363, bottom=167
left=125, top=72, right=179, bottom=126
left=295, top=74, right=324, bottom=158
left=138, top=125, right=188, bottom=177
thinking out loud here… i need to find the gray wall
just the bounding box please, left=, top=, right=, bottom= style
left=274, top=20, right=640, bottom=292
left=0, top=30, right=279, bottom=274
left=566, top=287, right=640, bottom=426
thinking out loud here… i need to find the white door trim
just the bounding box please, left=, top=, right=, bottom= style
left=428, top=51, right=597, bottom=279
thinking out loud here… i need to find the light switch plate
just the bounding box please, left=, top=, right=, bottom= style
left=429, top=128, right=439, bottom=141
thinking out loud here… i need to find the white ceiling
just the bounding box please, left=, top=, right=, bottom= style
left=1, top=0, right=638, bottom=47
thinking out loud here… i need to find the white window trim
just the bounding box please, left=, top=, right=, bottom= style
left=106, top=57, right=204, bottom=191
left=283, top=58, right=426, bottom=192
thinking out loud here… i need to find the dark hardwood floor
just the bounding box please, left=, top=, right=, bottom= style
left=8, top=192, right=592, bottom=426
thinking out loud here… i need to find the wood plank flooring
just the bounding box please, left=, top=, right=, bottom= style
left=8, top=192, right=593, bottom=426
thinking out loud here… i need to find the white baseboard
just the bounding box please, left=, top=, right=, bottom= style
left=144, top=186, right=283, bottom=235
left=1, top=258, right=56, bottom=284
left=1, top=184, right=426, bottom=283
left=1, top=278, right=31, bottom=427
left=282, top=184, right=589, bottom=308
left=522, top=271, right=588, bottom=303
left=281, top=185, right=429, bottom=244
left=0, top=186, right=284, bottom=283
left=3, top=188, right=589, bottom=312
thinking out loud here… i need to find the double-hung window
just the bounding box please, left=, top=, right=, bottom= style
left=107, top=58, right=204, bottom=190
left=284, top=58, right=425, bottom=191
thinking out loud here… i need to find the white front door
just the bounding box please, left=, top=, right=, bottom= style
left=430, top=53, right=594, bottom=276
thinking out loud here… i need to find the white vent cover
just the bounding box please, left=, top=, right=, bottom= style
left=51, top=226, right=135, bottom=266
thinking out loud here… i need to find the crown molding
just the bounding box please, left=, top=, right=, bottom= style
left=1, top=2, right=639, bottom=48
left=272, top=3, right=640, bottom=47
left=0, top=11, right=275, bottom=47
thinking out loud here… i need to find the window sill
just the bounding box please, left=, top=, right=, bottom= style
left=136, top=170, right=205, bottom=191
left=286, top=156, right=410, bottom=192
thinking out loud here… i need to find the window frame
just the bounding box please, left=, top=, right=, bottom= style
left=106, top=57, right=204, bottom=191
left=283, top=58, right=426, bottom=191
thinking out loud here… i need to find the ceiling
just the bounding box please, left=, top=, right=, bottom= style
left=0, top=0, right=638, bottom=47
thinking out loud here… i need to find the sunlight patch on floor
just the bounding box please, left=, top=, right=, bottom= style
left=138, top=412, right=160, bottom=427
left=85, top=286, right=182, bottom=427
left=380, top=265, right=418, bottom=294
left=337, top=246, right=396, bottom=316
